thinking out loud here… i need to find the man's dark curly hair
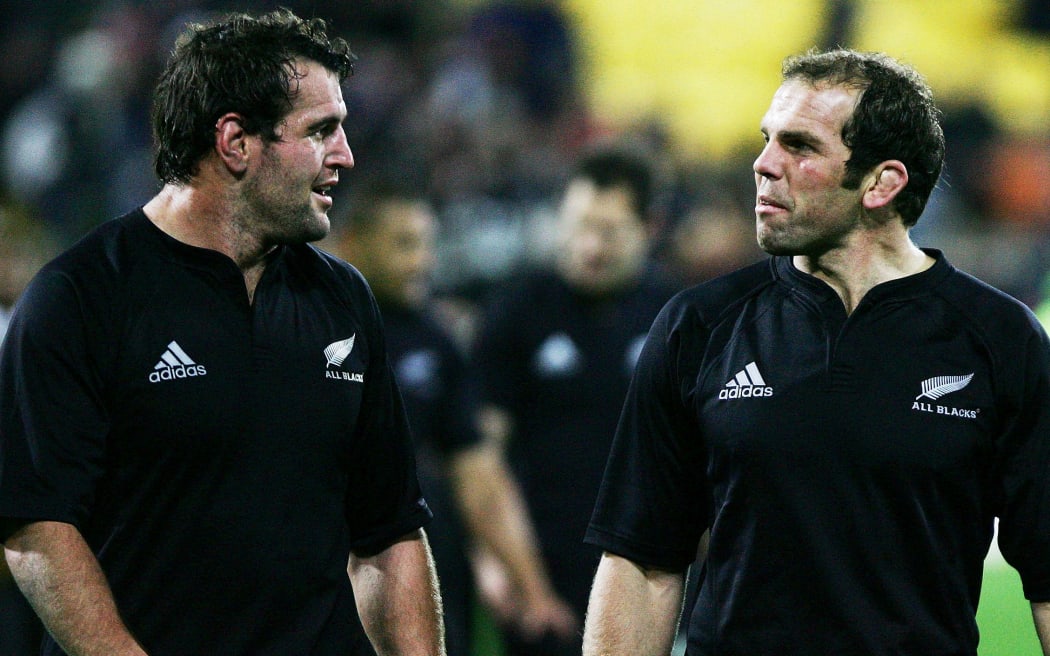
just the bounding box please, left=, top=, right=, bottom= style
left=151, top=8, right=356, bottom=184
left=782, top=49, right=945, bottom=226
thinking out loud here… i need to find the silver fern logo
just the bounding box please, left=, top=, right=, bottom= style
left=323, top=335, right=364, bottom=383
left=324, top=335, right=356, bottom=368
left=911, top=373, right=978, bottom=419
left=915, top=373, right=974, bottom=401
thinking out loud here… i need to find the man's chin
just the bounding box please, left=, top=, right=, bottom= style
left=301, top=215, right=331, bottom=243
left=757, top=233, right=795, bottom=256
left=759, top=243, right=791, bottom=256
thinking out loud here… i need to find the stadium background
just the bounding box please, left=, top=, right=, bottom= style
left=1, top=1, right=1048, bottom=654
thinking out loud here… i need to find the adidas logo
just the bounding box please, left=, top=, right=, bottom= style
left=148, top=341, right=207, bottom=383
left=718, top=361, right=773, bottom=400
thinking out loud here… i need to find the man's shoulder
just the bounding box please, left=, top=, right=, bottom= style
left=668, top=258, right=776, bottom=320
left=934, top=263, right=1045, bottom=339
left=29, top=210, right=149, bottom=297
left=287, top=243, right=374, bottom=299
left=479, top=267, right=561, bottom=314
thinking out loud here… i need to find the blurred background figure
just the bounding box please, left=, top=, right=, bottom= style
left=0, top=197, right=58, bottom=344
left=662, top=196, right=765, bottom=287
left=470, top=145, right=681, bottom=656
left=326, top=183, right=576, bottom=656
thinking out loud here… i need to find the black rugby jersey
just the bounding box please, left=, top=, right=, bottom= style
left=587, top=251, right=1050, bottom=656
left=0, top=209, right=430, bottom=655
left=474, top=266, right=679, bottom=614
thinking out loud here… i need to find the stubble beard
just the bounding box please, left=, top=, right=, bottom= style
left=244, top=163, right=331, bottom=245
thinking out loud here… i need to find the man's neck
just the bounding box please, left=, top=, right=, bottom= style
left=792, top=231, right=934, bottom=314
left=143, top=184, right=276, bottom=302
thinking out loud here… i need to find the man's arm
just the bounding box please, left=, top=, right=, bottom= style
left=3, top=520, right=148, bottom=656
left=1032, top=601, right=1050, bottom=655
left=449, top=439, right=577, bottom=639
left=348, top=528, right=445, bottom=656
left=582, top=551, right=685, bottom=656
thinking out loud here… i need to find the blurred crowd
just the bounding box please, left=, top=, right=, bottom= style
left=1, top=0, right=1049, bottom=327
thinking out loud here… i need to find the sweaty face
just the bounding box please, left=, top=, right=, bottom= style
left=753, top=80, right=866, bottom=256
left=557, top=179, right=648, bottom=296
left=243, top=59, right=353, bottom=245
left=354, top=200, right=436, bottom=309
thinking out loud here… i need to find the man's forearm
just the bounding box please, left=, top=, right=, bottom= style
left=452, top=445, right=558, bottom=603
left=583, top=552, right=684, bottom=656
left=349, top=529, right=445, bottom=656
left=451, top=444, right=578, bottom=637
left=1032, top=600, right=1050, bottom=655
left=4, top=520, right=147, bottom=656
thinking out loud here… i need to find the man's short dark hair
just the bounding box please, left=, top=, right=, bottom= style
left=572, top=146, right=656, bottom=222
left=782, top=48, right=945, bottom=226
left=151, top=8, right=356, bottom=184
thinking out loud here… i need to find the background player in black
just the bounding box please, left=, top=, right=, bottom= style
left=583, top=49, right=1050, bottom=655
left=0, top=10, right=443, bottom=655
left=472, top=146, right=680, bottom=656
left=328, top=183, right=576, bottom=656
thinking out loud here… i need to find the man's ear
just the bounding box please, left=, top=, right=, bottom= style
left=214, top=113, right=250, bottom=175
left=862, top=161, right=908, bottom=211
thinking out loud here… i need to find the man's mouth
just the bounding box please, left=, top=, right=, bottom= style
left=757, top=194, right=788, bottom=210
left=313, top=177, right=339, bottom=197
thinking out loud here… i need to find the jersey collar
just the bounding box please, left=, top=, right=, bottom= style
left=773, top=248, right=954, bottom=307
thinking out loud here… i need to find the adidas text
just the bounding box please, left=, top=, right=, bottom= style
left=149, top=364, right=207, bottom=383
left=719, top=385, right=773, bottom=400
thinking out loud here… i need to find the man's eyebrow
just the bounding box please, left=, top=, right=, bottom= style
left=775, top=129, right=822, bottom=144
left=306, top=114, right=345, bottom=132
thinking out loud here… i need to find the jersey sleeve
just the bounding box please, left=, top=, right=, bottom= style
left=995, top=316, right=1050, bottom=601
left=343, top=290, right=433, bottom=556
left=432, top=333, right=483, bottom=455
left=584, top=296, right=710, bottom=571
left=0, top=267, right=110, bottom=541
left=472, top=282, right=529, bottom=413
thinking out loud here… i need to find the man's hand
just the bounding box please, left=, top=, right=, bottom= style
left=472, top=547, right=578, bottom=640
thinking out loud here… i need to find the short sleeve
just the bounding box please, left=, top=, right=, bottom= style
left=432, top=336, right=482, bottom=455
left=996, top=320, right=1050, bottom=601
left=472, top=281, right=530, bottom=413
left=585, top=298, right=710, bottom=570
left=0, top=268, right=110, bottom=540
left=343, top=293, right=432, bottom=556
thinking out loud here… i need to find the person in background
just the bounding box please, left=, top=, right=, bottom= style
left=0, top=10, right=443, bottom=655
left=663, top=198, right=763, bottom=288
left=327, top=183, right=576, bottom=656
left=582, top=48, right=1050, bottom=656
left=0, top=199, right=57, bottom=344
left=471, top=145, right=680, bottom=656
